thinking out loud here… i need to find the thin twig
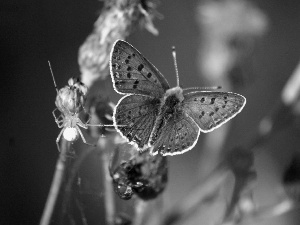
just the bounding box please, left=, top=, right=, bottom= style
left=40, top=139, right=69, bottom=225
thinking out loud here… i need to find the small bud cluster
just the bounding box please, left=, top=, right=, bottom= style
left=110, top=144, right=168, bottom=200
left=55, top=77, right=88, bottom=115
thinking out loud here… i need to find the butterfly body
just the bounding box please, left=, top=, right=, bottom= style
left=110, top=40, right=246, bottom=156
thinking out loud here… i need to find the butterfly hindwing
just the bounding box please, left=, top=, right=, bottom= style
left=182, top=92, right=246, bottom=132
left=110, top=40, right=170, bottom=98
left=149, top=108, right=200, bottom=156
left=114, top=94, right=161, bottom=149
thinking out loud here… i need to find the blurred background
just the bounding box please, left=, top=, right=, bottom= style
left=2, top=0, right=300, bottom=224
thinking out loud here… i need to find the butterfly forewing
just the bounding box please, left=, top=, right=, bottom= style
left=114, top=94, right=161, bottom=149
left=150, top=110, right=200, bottom=156
left=110, top=40, right=170, bottom=98
left=182, top=92, right=246, bottom=132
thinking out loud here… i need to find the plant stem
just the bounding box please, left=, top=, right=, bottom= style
left=100, top=139, right=115, bottom=225
left=40, top=140, right=69, bottom=225
left=133, top=199, right=147, bottom=225
left=62, top=147, right=94, bottom=220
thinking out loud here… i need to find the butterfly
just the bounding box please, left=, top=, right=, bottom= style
left=110, top=40, right=246, bottom=156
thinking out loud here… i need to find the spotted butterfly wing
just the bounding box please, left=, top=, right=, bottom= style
left=149, top=91, right=246, bottom=156
left=110, top=40, right=170, bottom=149
left=182, top=92, right=246, bottom=132
left=110, top=40, right=170, bottom=98
left=149, top=109, right=200, bottom=156
left=114, top=95, right=160, bottom=149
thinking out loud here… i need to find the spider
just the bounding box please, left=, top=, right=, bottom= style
left=52, top=77, right=92, bottom=145
left=49, top=62, right=115, bottom=148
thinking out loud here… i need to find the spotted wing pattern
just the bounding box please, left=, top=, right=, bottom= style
left=110, top=40, right=170, bottom=98
left=149, top=108, right=200, bottom=156
left=182, top=92, right=246, bottom=132
left=114, top=94, right=161, bottom=149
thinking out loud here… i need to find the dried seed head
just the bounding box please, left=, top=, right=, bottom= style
left=110, top=143, right=168, bottom=200
left=55, top=77, right=88, bottom=115
left=226, top=147, right=255, bottom=177
left=79, top=0, right=161, bottom=87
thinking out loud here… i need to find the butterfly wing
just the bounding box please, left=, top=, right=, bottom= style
left=149, top=104, right=200, bottom=156
left=114, top=94, right=161, bottom=150
left=110, top=40, right=170, bottom=98
left=182, top=92, right=246, bottom=132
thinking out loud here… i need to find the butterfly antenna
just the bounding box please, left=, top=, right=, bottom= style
left=172, top=46, right=180, bottom=87
left=48, top=61, right=58, bottom=94
left=183, top=86, right=222, bottom=91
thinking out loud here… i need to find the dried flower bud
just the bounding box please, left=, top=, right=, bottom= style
left=283, top=154, right=300, bottom=202
left=257, top=62, right=300, bottom=141
left=224, top=147, right=256, bottom=221
left=226, top=147, right=255, bottom=177
left=79, top=0, right=160, bottom=87
left=110, top=143, right=168, bottom=200
left=55, top=77, right=88, bottom=115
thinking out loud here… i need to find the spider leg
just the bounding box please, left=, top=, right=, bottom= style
left=55, top=128, right=66, bottom=152
left=56, top=127, right=65, bottom=143
left=76, top=118, right=88, bottom=129
left=52, top=108, right=64, bottom=127
left=52, top=108, right=61, bottom=120
left=76, top=126, right=96, bottom=147
left=83, top=107, right=92, bottom=125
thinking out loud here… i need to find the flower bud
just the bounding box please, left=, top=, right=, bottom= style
left=55, top=77, right=87, bottom=115
left=110, top=144, right=168, bottom=200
